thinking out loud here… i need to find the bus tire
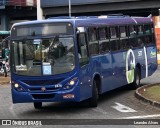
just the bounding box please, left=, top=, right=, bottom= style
left=89, top=80, right=98, bottom=107
left=34, top=102, right=42, bottom=109
left=132, top=68, right=141, bottom=89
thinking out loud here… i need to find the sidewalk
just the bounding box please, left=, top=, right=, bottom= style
left=135, top=83, right=160, bottom=108
left=0, top=76, right=10, bottom=85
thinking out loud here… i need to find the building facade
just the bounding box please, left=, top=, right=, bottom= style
left=41, top=0, right=160, bottom=18
left=0, top=0, right=160, bottom=41
left=0, top=0, right=36, bottom=41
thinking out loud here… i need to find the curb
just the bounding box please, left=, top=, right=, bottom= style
left=135, top=83, right=160, bottom=108
left=0, top=77, right=10, bottom=85
left=0, top=81, right=10, bottom=85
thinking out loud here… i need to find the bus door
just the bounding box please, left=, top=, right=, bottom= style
left=77, top=31, right=92, bottom=101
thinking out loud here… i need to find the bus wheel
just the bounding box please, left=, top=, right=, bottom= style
left=89, top=80, right=98, bottom=107
left=132, top=68, right=140, bottom=89
left=34, top=102, right=42, bottom=109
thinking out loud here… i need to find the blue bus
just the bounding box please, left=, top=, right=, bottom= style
left=10, top=15, right=157, bottom=108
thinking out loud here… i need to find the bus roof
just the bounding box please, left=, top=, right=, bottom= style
left=12, top=15, right=152, bottom=29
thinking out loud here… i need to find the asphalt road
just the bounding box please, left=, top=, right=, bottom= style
left=0, top=67, right=160, bottom=128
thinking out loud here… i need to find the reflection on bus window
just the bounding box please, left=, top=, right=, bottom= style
left=88, top=28, right=99, bottom=55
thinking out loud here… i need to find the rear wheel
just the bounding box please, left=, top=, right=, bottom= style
left=34, top=102, right=42, bottom=109
left=89, top=80, right=99, bottom=107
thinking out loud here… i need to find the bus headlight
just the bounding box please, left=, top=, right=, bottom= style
left=13, top=83, right=24, bottom=92
left=14, top=83, right=19, bottom=88
left=69, top=80, right=75, bottom=86
left=63, top=77, right=78, bottom=90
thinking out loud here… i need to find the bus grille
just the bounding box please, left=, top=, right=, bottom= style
left=22, top=78, right=64, bottom=86
left=32, top=94, right=55, bottom=99
left=28, top=87, right=59, bottom=92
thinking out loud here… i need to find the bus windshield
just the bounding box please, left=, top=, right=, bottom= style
left=12, top=36, right=75, bottom=76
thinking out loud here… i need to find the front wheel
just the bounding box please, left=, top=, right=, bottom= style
left=89, top=80, right=99, bottom=107
left=34, top=102, right=42, bottom=109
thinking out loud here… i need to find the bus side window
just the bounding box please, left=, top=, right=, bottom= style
left=137, top=25, right=145, bottom=47
left=77, top=33, right=89, bottom=67
left=98, top=27, right=110, bottom=53
left=151, top=24, right=156, bottom=45
left=129, top=25, right=137, bottom=48
left=110, top=27, right=119, bottom=51
left=88, top=27, right=99, bottom=55
left=144, top=24, right=152, bottom=46
left=119, top=26, right=129, bottom=50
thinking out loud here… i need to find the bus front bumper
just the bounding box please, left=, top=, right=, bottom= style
left=11, top=86, right=81, bottom=103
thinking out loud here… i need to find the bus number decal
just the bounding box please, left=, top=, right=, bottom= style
left=126, top=49, right=135, bottom=84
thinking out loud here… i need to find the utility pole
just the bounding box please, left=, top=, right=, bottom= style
left=69, top=0, right=71, bottom=17
left=37, top=0, right=44, bottom=20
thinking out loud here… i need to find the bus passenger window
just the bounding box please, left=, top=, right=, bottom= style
left=144, top=25, right=151, bottom=35
left=99, top=28, right=107, bottom=40
left=98, top=27, right=110, bottom=53
left=110, top=27, right=119, bottom=51
left=77, top=33, right=89, bottom=66
left=151, top=24, right=156, bottom=45
left=129, top=25, right=137, bottom=48
left=119, top=26, right=129, bottom=50
left=144, top=24, right=152, bottom=46
left=88, top=28, right=99, bottom=55
left=137, top=25, right=145, bottom=47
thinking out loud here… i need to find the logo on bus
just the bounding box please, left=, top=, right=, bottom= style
left=126, top=49, right=135, bottom=84
left=41, top=87, right=46, bottom=91
left=150, top=48, right=156, bottom=58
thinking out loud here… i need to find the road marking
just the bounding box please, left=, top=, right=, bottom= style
left=9, top=104, right=18, bottom=118
left=122, top=114, right=160, bottom=119
left=92, top=107, right=108, bottom=115
left=112, top=102, right=137, bottom=113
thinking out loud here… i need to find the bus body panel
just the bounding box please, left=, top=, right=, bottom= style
left=79, top=64, right=92, bottom=101
left=99, top=53, right=113, bottom=93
